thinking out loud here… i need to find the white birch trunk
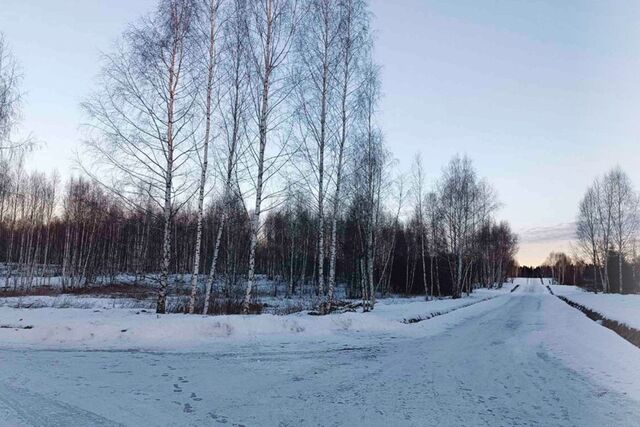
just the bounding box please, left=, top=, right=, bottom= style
left=156, top=28, right=180, bottom=314
left=189, top=2, right=217, bottom=314
left=242, top=76, right=269, bottom=314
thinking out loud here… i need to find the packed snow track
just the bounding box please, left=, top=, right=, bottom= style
left=1, top=280, right=639, bottom=426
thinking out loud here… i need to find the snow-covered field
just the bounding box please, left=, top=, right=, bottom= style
left=550, top=284, right=640, bottom=330
left=0, top=288, right=507, bottom=351
left=1, top=279, right=639, bottom=426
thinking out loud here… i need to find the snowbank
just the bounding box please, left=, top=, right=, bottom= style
left=0, top=295, right=153, bottom=310
left=550, top=285, right=640, bottom=330
left=0, top=290, right=506, bottom=351
left=533, top=293, right=640, bottom=401
left=372, top=290, right=504, bottom=323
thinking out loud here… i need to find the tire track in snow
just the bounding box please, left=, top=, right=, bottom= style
left=0, top=381, right=122, bottom=426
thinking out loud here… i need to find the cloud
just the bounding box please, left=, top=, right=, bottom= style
left=516, top=222, right=578, bottom=266
left=518, top=222, right=576, bottom=244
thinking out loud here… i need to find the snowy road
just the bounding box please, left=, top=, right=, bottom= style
left=1, top=282, right=640, bottom=426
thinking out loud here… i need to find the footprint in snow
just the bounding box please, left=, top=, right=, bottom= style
left=208, top=412, right=228, bottom=424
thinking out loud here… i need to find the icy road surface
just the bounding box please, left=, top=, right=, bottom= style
left=1, top=281, right=639, bottom=426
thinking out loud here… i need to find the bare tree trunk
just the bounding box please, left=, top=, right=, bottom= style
left=287, top=218, right=295, bottom=297
left=360, top=257, right=368, bottom=311
left=429, top=255, right=434, bottom=296
left=435, top=255, right=441, bottom=296
left=456, top=251, right=463, bottom=298
left=420, top=228, right=428, bottom=299
left=189, top=1, right=218, bottom=314
left=619, top=253, right=623, bottom=293
left=243, top=78, right=269, bottom=313
left=300, top=236, right=309, bottom=294
left=326, top=144, right=343, bottom=311
left=367, top=233, right=374, bottom=309
left=603, top=257, right=610, bottom=293
left=156, top=147, right=173, bottom=314
left=203, top=213, right=224, bottom=314
left=156, top=28, right=181, bottom=314
left=243, top=0, right=295, bottom=313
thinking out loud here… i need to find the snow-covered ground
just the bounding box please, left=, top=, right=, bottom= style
left=0, top=288, right=507, bottom=351
left=1, top=280, right=639, bottom=426
left=550, top=284, right=640, bottom=330
left=0, top=266, right=140, bottom=289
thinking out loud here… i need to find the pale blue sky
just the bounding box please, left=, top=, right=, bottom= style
left=372, top=0, right=640, bottom=264
left=2, top=1, right=640, bottom=265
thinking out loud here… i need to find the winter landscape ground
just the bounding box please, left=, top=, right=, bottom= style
left=2, top=0, right=640, bottom=425
left=1, top=278, right=639, bottom=426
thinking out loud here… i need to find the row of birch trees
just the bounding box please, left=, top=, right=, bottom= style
left=79, top=0, right=385, bottom=313
left=0, top=2, right=519, bottom=314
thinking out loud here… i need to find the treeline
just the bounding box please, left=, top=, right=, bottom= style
left=519, top=255, right=591, bottom=288
left=518, top=249, right=640, bottom=294
left=0, top=0, right=519, bottom=314
left=0, top=155, right=518, bottom=304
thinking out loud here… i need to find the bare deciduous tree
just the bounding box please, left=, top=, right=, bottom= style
left=203, top=0, right=250, bottom=314
left=576, top=168, right=639, bottom=293
left=438, top=155, right=497, bottom=298
left=294, top=0, right=341, bottom=307
left=83, top=0, right=200, bottom=313
left=606, top=167, right=638, bottom=293
left=325, top=0, right=369, bottom=312
left=242, top=0, right=299, bottom=313
left=351, top=59, right=384, bottom=311
left=0, top=33, right=29, bottom=155
left=188, top=0, right=222, bottom=314
left=411, top=153, right=430, bottom=300
left=577, top=185, right=602, bottom=291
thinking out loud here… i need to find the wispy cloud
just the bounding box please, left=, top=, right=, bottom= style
left=518, top=222, right=576, bottom=244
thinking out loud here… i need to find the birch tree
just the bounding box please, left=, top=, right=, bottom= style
left=606, top=167, right=638, bottom=293
left=242, top=0, right=299, bottom=313
left=594, top=177, right=614, bottom=292
left=0, top=33, right=26, bottom=154
left=203, top=0, right=250, bottom=314
left=352, top=59, right=384, bottom=311
left=376, top=175, right=404, bottom=296
left=411, top=153, right=430, bottom=299
left=294, top=0, right=341, bottom=306
left=83, top=0, right=199, bottom=313
left=425, top=191, right=442, bottom=296
left=438, top=155, right=497, bottom=298
left=476, top=220, right=517, bottom=287
left=325, top=0, right=369, bottom=312
left=188, top=0, right=222, bottom=314
left=577, top=185, right=603, bottom=291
